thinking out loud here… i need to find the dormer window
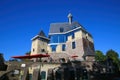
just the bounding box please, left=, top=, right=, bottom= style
left=60, top=27, right=64, bottom=32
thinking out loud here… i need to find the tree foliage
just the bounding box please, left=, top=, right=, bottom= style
left=95, top=50, right=106, bottom=62
left=95, top=49, right=120, bottom=72
left=106, top=49, right=119, bottom=64
left=25, top=51, right=31, bottom=55
left=0, top=53, right=5, bottom=63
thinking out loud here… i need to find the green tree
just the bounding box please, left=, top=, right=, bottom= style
left=25, top=51, right=31, bottom=55
left=106, top=49, right=120, bottom=71
left=0, top=53, right=5, bottom=63
left=106, top=49, right=119, bottom=64
left=95, top=50, right=106, bottom=62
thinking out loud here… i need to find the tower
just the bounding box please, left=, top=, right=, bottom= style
left=31, top=30, right=49, bottom=55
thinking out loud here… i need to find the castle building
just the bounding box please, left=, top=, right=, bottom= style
left=31, top=13, right=95, bottom=61
left=0, top=13, right=96, bottom=80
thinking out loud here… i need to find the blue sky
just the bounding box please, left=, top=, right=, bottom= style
left=0, top=0, right=120, bottom=60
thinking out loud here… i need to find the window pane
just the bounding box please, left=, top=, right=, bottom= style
left=41, top=71, right=46, bottom=80
left=29, top=74, right=32, bottom=80
left=55, top=71, right=62, bottom=80
left=50, top=45, right=57, bottom=52
left=62, top=44, right=66, bottom=51
left=72, top=42, right=76, bottom=49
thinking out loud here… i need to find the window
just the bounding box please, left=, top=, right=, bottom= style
left=58, top=35, right=66, bottom=43
left=41, top=71, right=46, bottom=80
left=86, top=36, right=88, bottom=39
left=62, top=44, right=66, bottom=51
left=55, top=70, right=62, bottom=80
left=33, top=48, right=35, bottom=52
left=50, top=35, right=58, bottom=43
left=29, top=74, right=32, bottom=80
left=51, top=45, right=57, bottom=52
left=72, top=33, right=75, bottom=39
left=60, top=27, right=64, bottom=32
left=50, top=34, right=67, bottom=43
left=72, top=42, right=76, bottom=49
left=41, top=49, right=45, bottom=52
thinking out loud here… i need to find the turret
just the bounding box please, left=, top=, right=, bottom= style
left=31, top=30, right=50, bottom=55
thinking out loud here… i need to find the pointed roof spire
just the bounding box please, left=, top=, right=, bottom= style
left=67, top=13, right=73, bottom=24
left=38, top=30, right=46, bottom=37
left=31, top=30, right=50, bottom=41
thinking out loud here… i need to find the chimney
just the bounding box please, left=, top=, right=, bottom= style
left=67, top=13, right=73, bottom=24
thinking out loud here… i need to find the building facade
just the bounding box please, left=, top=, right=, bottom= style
left=0, top=13, right=96, bottom=80
left=31, top=30, right=50, bottom=55
left=31, top=13, right=95, bottom=61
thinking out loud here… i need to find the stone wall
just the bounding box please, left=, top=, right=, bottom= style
left=66, top=38, right=84, bottom=60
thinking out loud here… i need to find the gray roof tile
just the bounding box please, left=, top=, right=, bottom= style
left=49, top=21, right=84, bottom=34
left=38, top=30, right=46, bottom=37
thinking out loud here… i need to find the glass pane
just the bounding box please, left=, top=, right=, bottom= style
left=62, top=44, right=66, bottom=51
left=29, top=74, right=32, bottom=80
left=41, top=71, right=46, bottom=80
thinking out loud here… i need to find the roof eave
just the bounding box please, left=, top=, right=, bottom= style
left=31, top=35, right=50, bottom=41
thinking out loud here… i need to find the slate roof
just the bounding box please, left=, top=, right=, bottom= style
left=49, top=21, right=85, bottom=34
left=83, top=47, right=95, bottom=57
left=32, top=30, right=50, bottom=41
left=38, top=30, right=46, bottom=37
